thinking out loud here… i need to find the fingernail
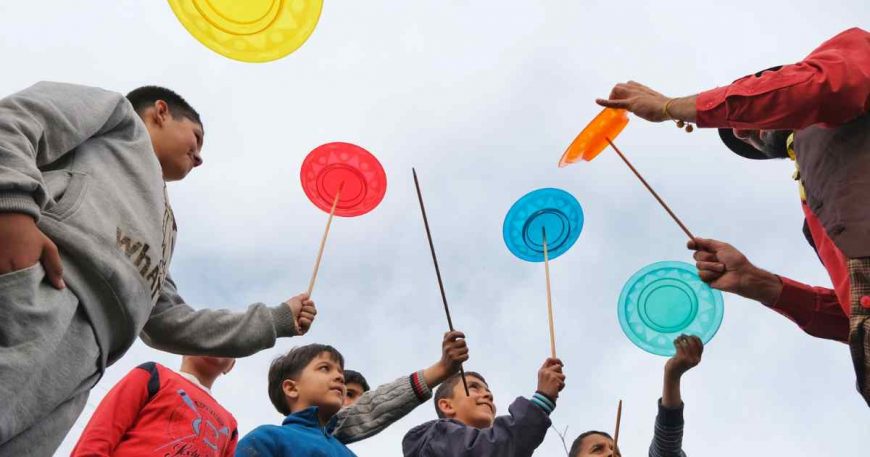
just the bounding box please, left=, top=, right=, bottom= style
left=59, top=279, right=66, bottom=289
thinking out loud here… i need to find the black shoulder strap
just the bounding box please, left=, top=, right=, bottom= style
left=136, top=362, right=161, bottom=400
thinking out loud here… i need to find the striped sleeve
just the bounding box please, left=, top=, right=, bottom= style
left=409, top=370, right=431, bottom=401
left=648, top=399, right=687, bottom=457
left=529, top=391, right=556, bottom=415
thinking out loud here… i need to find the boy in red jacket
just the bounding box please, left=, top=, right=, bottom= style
left=71, top=356, right=238, bottom=456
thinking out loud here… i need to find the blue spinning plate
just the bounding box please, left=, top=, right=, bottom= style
left=618, top=261, right=724, bottom=356
left=503, top=188, right=584, bottom=262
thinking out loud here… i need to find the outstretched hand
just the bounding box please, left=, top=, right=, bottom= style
left=596, top=81, right=672, bottom=122
left=665, top=334, right=704, bottom=379
left=537, top=357, right=566, bottom=400
left=439, top=330, right=470, bottom=376
left=687, top=237, right=782, bottom=304
left=423, top=330, right=470, bottom=388
left=286, top=293, right=317, bottom=335
left=688, top=237, right=751, bottom=293
left=0, top=213, right=65, bottom=289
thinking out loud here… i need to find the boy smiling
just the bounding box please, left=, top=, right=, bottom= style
left=402, top=357, right=566, bottom=457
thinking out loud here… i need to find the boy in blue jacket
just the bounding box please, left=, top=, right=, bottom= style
left=236, top=344, right=356, bottom=456
left=402, top=357, right=566, bottom=457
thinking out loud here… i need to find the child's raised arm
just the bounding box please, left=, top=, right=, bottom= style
left=650, top=335, right=703, bottom=457
left=663, top=335, right=703, bottom=408
left=333, top=330, right=469, bottom=443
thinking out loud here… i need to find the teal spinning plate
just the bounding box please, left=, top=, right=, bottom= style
left=618, top=261, right=724, bottom=356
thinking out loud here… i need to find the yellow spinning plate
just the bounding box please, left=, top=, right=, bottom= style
left=168, top=0, right=323, bottom=63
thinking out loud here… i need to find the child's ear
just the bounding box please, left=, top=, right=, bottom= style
left=282, top=379, right=299, bottom=400
left=437, top=398, right=455, bottom=418
left=153, top=100, right=169, bottom=126
left=222, top=359, right=236, bottom=375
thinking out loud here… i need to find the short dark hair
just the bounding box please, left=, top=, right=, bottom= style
left=569, top=431, right=613, bottom=457
left=126, top=85, right=202, bottom=127
left=433, top=371, right=486, bottom=418
left=343, top=370, right=370, bottom=392
left=267, top=344, right=344, bottom=416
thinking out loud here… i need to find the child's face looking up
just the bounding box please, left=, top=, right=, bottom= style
left=343, top=382, right=365, bottom=407
left=285, top=352, right=346, bottom=418
left=575, top=433, right=621, bottom=457
left=441, top=375, right=496, bottom=429
left=146, top=101, right=204, bottom=182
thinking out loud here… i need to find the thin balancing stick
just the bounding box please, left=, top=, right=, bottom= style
left=307, top=182, right=344, bottom=297
left=412, top=168, right=470, bottom=396
left=541, top=227, right=557, bottom=359
left=605, top=138, right=695, bottom=241
left=613, top=399, right=623, bottom=453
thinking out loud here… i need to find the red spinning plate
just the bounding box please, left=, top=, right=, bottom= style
left=300, top=142, right=387, bottom=217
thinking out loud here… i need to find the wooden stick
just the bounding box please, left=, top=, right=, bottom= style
left=307, top=183, right=343, bottom=297
left=606, top=138, right=695, bottom=241
left=613, top=399, right=623, bottom=453
left=541, top=227, right=557, bottom=359
left=412, top=168, right=470, bottom=396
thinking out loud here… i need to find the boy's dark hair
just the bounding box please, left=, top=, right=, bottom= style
left=343, top=370, right=370, bottom=392
left=267, top=344, right=345, bottom=416
left=569, top=431, right=613, bottom=457
left=126, top=86, right=202, bottom=127
left=433, top=371, right=486, bottom=419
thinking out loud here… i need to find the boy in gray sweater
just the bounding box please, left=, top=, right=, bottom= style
left=0, top=82, right=316, bottom=456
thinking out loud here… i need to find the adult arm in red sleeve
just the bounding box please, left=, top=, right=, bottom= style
left=696, top=27, right=870, bottom=130
left=597, top=28, right=869, bottom=130
left=70, top=366, right=153, bottom=456
left=689, top=237, right=849, bottom=343
left=770, top=276, right=850, bottom=343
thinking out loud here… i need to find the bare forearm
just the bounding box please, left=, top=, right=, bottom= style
left=740, top=266, right=784, bottom=306
left=662, top=370, right=682, bottom=408
left=422, top=362, right=450, bottom=388
left=666, top=96, right=698, bottom=123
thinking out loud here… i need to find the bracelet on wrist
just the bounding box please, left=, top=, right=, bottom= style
left=663, top=98, right=694, bottom=133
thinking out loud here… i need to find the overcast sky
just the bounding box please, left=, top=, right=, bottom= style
left=1, top=1, right=867, bottom=455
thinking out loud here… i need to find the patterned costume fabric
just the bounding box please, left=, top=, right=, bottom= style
left=848, top=258, right=870, bottom=407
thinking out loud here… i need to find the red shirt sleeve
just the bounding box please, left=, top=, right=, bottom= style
left=70, top=366, right=153, bottom=456
left=696, top=27, right=870, bottom=129
left=769, top=276, right=849, bottom=343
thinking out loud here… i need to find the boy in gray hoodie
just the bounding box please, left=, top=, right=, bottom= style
left=0, top=82, right=316, bottom=456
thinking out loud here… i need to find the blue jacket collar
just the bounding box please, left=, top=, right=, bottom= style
left=282, top=406, right=339, bottom=433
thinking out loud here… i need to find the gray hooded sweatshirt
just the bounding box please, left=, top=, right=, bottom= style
left=0, top=82, right=297, bottom=371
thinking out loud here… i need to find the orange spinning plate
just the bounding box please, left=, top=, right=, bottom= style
left=559, top=108, right=629, bottom=166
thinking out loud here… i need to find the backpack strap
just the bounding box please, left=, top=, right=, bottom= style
left=135, top=362, right=161, bottom=400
